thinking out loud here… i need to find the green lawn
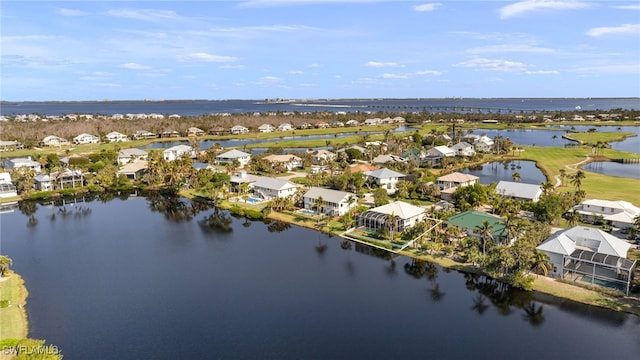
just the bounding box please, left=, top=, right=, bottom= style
left=565, top=131, right=636, bottom=145
left=0, top=273, right=28, bottom=340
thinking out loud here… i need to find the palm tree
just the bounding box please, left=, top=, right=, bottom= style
left=511, top=171, right=521, bottom=182
left=313, top=196, right=326, bottom=216
left=559, top=169, right=567, bottom=186
left=0, top=255, right=13, bottom=277
left=531, top=251, right=552, bottom=277
left=570, top=170, right=586, bottom=191
left=475, top=220, right=494, bottom=255
left=565, top=209, right=581, bottom=227
left=540, top=181, right=554, bottom=196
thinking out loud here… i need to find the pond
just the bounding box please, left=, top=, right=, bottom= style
left=462, top=160, right=547, bottom=185
left=1, top=196, right=638, bottom=359
left=581, top=161, right=640, bottom=180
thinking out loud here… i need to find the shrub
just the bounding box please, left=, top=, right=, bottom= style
left=0, top=299, right=9, bottom=308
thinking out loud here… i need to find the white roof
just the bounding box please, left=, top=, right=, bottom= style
left=434, top=145, right=454, bottom=154
left=304, top=187, right=354, bottom=204
left=366, top=201, right=425, bottom=220
left=217, top=149, right=251, bottom=158
left=495, top=181, right=542, bottom=200
left=253, top=177, right=299, bottom=191
left=165, top=144, right=193, bottom=152
left=119, top=148, right=147, bottom=157
left=437, top=172, right=479, bottom=183
left=364, top=167, right=406, bottom=179
left=0, top=172, right=12, bottom=184
left=537, top=226, right=632, bottom=258
left=581, top=199, right=639, bottom=215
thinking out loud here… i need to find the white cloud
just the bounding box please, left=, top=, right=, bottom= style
left=415, top=70, right=442, bottom=76
left=524, top=70, right=560, bottom=75
left=466, top=44, right=555, bottom=54
left=571, top=64, right=640, bottom=74
left=120, top=62, right=151, bottom=70
left=238, top=0, right=379, bottom=8
left=364, top=61, right=399, bottom=68
left=586, top=24, right=640, bottom=37
left=309, top=63, right=322, bottom=68
left=288, top=70, right=304, bottom=75
left=107, top=9, right=184, bottom=21
left=177, top=53, right=239, bottom=62
left=413, top=3, right=441, bottom=12
left=56, top=8, right=86, bottom=17
left=612, top=5, right=640, bottom=10
left=351, top=77, right=378, bottom=85
left=454, top=58, right=529, bottom=72
left=381, top=73, right=409, bottom=79
left=499, top=1, right=590, bottom=19
left=220, top=64, right=246, bottom=69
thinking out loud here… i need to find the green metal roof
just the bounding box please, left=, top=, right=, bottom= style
left=446, top=210, right=507, bottom=238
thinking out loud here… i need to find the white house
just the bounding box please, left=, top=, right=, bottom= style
left=163, top=145, right=195, bottom=161
left=310, top=150, right=336, bottom=164
left=132, top=130, right=157, bottom=140
left=345, top=119, right=360, bottom=127
left=263, top=154, right=303, bottom=171
left=428, top=145, right=455, bottom=158
left=216, top=149, right=252, bottom=167
left=537, top=226, right=636, bottom=294
left=251, top=177, right=299, bottom=200
left=436, top=172, right=479, bottom=190
left=574, top=199, right=640, bottom=229
left=358, top=201, right=426, bottom=232
left=106, top=131, right=128, bottom=143
left=303, top=187, right=357, bottom=216
left=118, top=148, right=149, bottom=165
left=230, top=125, right=249, bottom=135
left=73, top=133, right=100, bottom=145
left=473, top=136, right=494, bottom=152
left=277, top=123, right=293, bottom=131
left=117, top=160, right=148, bottom=180
left=0, top=173, right=17, bottom=198
left=42, top=135, right=70, bottom=147
left=364, top=167, right=406, bottom=193
left=495, top=181, right=543, bottom=202
left=187, top=127, right=205, bottom=136
left=258, top=124, right=275, bottom=133
left=7, top=156, right=42, bottom=173
left=451, top=142, right=476, bottom=157
left=372, top=154, right=407, bottom=165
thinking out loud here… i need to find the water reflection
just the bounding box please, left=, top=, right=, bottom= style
left=463, top=160, right=546, bottom=185
left=198, top=207, right=233, bottom=233
left=522, top=302, right=545, bottom=327
left=581, top=161, right=640, bottom=179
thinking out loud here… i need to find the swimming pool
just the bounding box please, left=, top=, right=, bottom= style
left=246, top=197, right=263, bottom=204
left=297, top=208, right=317, bottom=216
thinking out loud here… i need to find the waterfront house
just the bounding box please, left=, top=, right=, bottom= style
left=277, top=123, right=293, bottom=131
left=230, top=171, right=261, bottom=191
left=163, top=145, right=195, bottom=161
left=7, top=156, right=42, bottom=173
left=363, top=167, right=406, bottom=193
left=0, top=140, right=23, bottom=152
left=159, top=129, right=180, bottom=138
left=451, top=142, right=476, bottom=157
left=251, top=177, right=300, bottom=200
left=118, top=148, right=149, bottom=165
left=42, top=135, right=70, bottom=147
left=345, top=119, right=360, bottom=127
left=364, top=118, right=381, bottom=126
left=117, top=160, right=148, bottom=180
left=473, top=136, right=494, bottom=153
left=33, top=174, right=53, bottom=191
left=436, top=172, right=479, bottom=190
left=0, top=173, right=17, bottom=198
left=401, top=148, right=428, bottom=164
left=573, top=199, right=640, bottom=229
left=310, top=149, right=336, bottom=164
left=303, top=187, right=356, bottom=216
left=315, top=121, right=330, bottom=129
left=536, top=226, right=636, bottom=295
left=428, top=145, right=455, bottom=158
left=35, top=169, right=84, bottom=190
left=209, top=127, right=228, bottom=135
left=445, top=210, right=508, bottom=244
left=132, top=130, right=157, bottom=140
left=297, top=122, right=313, bottom=130
left=372, top=154, right=407, bottom=166
left=229, top=125, right=249, bottom=135
left=73, top=133, right=100, bottom=145
left=187, top=127, right=205, bottom=136
left=216, top=150, right=252, bottom=168
left=358, top=201, right=426, bottom=232
left=106, top=131, right=129, bottom=143
left=263, top=154, right=303, bottom=171
left=495, top=181, right=543, bottom=202
left=258, top=124, right=275, bottom=133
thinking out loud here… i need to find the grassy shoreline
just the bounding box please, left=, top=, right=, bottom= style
left=0, top=272, right=29, bottom=340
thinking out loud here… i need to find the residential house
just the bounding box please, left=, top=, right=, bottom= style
left=117, top=160, right=148, bottom=180
left=159, top=129, right=180, bottom=138
left=132, top=130, right=157, bottom=140
left=537, top=226, right=636, bottom=294
left=118, top=148, right=149, bottom=165
left=216, top=149, right=252, bottom=168
left=303, top=187, right=357, bottom=216
left=42, top=135, right=70, bottom=147
left=0, top=140, right=23, bottom=152
left=7, top=156, right=42, bottom=173
left=251, top=177, right=300, bottom=200
left=495, top=181, right=543, bottom=202
left=401, top=148, right=428, bottom=164
left=106, top=131, right=128, bottom=143
left=348, top=163, right=380, bottom=174
left=277, top=123, right=293, bottom=132
left=230, top=171, right=261, bottom=192
left=315, top=121, right=330, bottom=129
left=428, top=145, right=455, bottom=158
left=263, top=154, right=303, bottom=171
left=229, top=125, right=249, bottom=135
left=372, top=154, right=407, bottom=166
left=364, top=167, right=406, bottom=193
left=473, top=136, right=494, bottom=153
left=163, top=145, right=195, bottom=161
left=364, top=118, right=381, bottom=126
left=33, top=174, right=54, bottom=191
left=573, top=199, right=640, bottom=229
left=311, top=150, right=336, bottom=164
left=451, top=142, right=476, bottom=157
left=187, top=127, right=205, bottom=136
left=297, top=123, right=313, bottom=130
left=446, top=210, right=508, bottom=244
left=331, top=121, right=345, bottom=128
left=209, top=127, right=228, bottom=135
left=436, top=172, right=479, bottom=190
left=345, top=119, right=360, bottom=127
left=73, top=133, right=100, bottom=145
left=258, top=124, right=275, bottom=133
left=358, top=201, right=426, bottom=232
left=0, top=173, right=17, bottom=198
left=35, top=169, right=84, bottom=190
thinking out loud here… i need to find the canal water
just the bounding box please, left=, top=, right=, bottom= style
left=463, top=160, right=547, bottom=185
left=1, top=196, right=638, bottom=359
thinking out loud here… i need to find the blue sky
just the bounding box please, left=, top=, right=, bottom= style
left=1, top=1, right=639, bottom=101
